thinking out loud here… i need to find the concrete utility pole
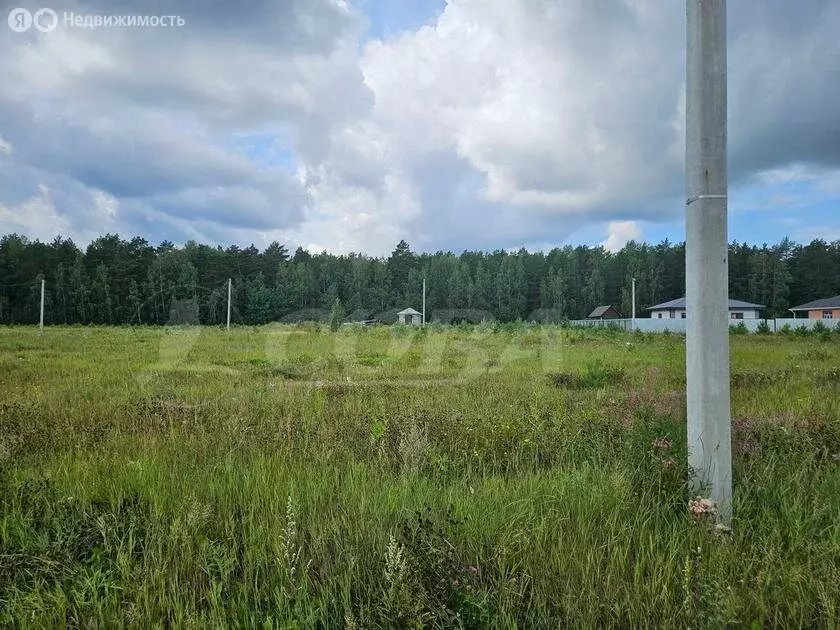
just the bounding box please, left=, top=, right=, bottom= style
left=226, top=278, right=232, bottom=331
left=686, top=0, right=731, bottom=523
left=422, top=278, right=426, bottom=327
left=39, top=278, right=45, bottom=331
left=631, top=277, right=636, bottom=332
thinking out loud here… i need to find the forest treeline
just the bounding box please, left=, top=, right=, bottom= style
left=1, top=233, right=838, bottom=325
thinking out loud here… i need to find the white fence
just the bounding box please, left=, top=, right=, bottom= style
left=568, top=318, right=838, bottom=333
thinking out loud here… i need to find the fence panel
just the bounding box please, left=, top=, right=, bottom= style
left=773, top=318, right=836, bottom=331
left=566, top=317, right=836, bottom=333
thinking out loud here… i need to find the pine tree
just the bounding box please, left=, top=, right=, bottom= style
left=207, top=288, right=224, bottom=325
left=583, top=263, right=605, bottom=314
left=54, top=262, right=68, bottom=324
left=0, top=231, right=836, bottom=326
left=90, top=264, right=112, bottom=324
left=473, top=260, right=494, bottom=313
left=70, top=255, right=89, bottom=323
left=128, top=278, right=142, bottom=324
left=387, top=240, right=414, bottom=300
left=495, top=255, right=527, bottom=321
left=330, top=297, right=345, bottom=331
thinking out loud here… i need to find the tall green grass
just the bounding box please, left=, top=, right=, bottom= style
left=1, top=325, right=839, bottom=627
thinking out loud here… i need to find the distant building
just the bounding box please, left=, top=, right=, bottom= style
left=587, top=305, right=621, bottom=320
left=647, top=297, right=763, bottom=320
left=396, top=307, right=422, bottom=326
left=789, top=295, right=840, bottom=320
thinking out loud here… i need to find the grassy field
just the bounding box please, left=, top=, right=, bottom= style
left=1, top=324, right=839, bottom=628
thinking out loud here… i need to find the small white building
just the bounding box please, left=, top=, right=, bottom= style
left=396, top=307, right=423, bottom=326
left=647, top=297, right=763, bottom=320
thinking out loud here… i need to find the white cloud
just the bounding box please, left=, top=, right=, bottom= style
left=366, top=0, right=682, bottom=210
left=290, top=0, right=685, bottom=253
left=0, top=184, right=71, bottom=239
left=602, top=221, right=643, bottom=253
left=1, top=0, right=839, bottom=252
left=298, top=0, right=840, bottom=253
left=289, top=166, right=421, bottom=253
left=758, top=163, right=821, bottom=186
left=92, top=190, right=118, bottom=219
left=0, top=0, right=359, bottom=246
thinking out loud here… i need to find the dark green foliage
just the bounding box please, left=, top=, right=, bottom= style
left=2, top=234, right=838, bottom=325
left=329, top=298, right=345, bottom=331
left=0, top=472, right=150, bottom=603
left=730, top=322, right=749, bottom=335
left=389, top=506, right=495, bottom=626
left=548, top=360, right=625, bottom=389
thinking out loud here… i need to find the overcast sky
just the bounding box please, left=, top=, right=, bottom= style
left=1, top=0, right=839, bottom=255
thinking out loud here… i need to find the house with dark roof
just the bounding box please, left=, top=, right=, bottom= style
left=647, top=297, right=764, bottom=320
left=789, top=295, right=840, bottom=320
left=587, top=305, right=621, bottom=320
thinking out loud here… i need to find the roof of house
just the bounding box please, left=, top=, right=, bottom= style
left=789, top=295, right=840, bottom=311
left=588, top=305, right=618, bottom=318
left=396, top=308, right=421, bottom=316
left=646, top=297, right=765, bottom=311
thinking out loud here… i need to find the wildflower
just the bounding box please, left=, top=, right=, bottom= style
left=652, top=436, right=673, bottom=453
left=278, top=494, right=311, bottom=597
left=662, top=457, right=677, bottom=469
left=384, top=533, right=407, bottom=588
left=689, top=496, right=717, bottom=519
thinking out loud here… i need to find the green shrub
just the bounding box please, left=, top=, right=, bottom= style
left=547, top=360, right=625, bottom=389
left=329, top=298, right=345, bottom=332
left=730, top=321, right=748, bottom=335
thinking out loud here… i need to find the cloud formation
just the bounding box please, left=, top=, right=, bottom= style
left=1, top=0, right=839, bottom=253
left=603, top=221, right=644, bottom=253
